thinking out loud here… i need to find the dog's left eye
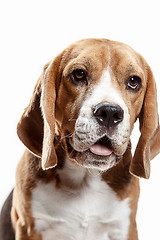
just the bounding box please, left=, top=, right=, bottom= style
left=70, top=69, right=88, bottom=85
left=127, top=76, right=141, bottom=91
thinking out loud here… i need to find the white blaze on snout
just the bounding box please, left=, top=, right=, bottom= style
left=73, top=69, right=130, bottom=155
left=90, top=69, right=126, bottom=109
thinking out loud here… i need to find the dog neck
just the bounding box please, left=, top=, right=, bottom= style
left=57, top=156, right=103, bottom=190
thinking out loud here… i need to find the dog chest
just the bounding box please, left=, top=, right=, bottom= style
left=31, top=174, right=130, bottom=240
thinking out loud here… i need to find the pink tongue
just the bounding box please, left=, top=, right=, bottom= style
left=89, top=143, right=113, bottom=156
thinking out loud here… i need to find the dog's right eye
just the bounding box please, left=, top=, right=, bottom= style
left=70, top=69, right=88, bottom=85
left=127, top=76, right=142, bottom=92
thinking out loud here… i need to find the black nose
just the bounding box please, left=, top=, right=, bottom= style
left=93, top=104, right=124, bottom=128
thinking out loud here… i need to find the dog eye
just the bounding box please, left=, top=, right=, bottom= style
left=127, top=76, right=141, bottom=91
left=70, top=69, right=88, bottom=85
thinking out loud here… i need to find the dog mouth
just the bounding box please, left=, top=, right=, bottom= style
left=66, top=135, right=119, bottom=170
left=67, top=135, right=113, bottom=156
left=89, top=136, right=113, bottom=156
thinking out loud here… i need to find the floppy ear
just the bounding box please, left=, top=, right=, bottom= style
left=17, top=56, right=62, bottom=170
left=130, top=65, right=160, bottom=179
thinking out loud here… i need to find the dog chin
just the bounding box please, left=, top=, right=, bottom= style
left=76, top=151, right=118, bottom=171
left=66, top=138, right=121, bottom=171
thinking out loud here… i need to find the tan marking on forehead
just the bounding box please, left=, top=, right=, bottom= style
left=107, top=45, right=111, bottom=67
left=109, top=43, right=143, bottom=70
left=63, top=39, right=111, bottom=72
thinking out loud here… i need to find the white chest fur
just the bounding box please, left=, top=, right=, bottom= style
left=31, top=163, right=130, bottom=240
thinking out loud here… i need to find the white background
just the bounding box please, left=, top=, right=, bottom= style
left=0, top=0, right=160, bottom=239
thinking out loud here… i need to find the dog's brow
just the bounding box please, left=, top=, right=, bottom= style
left=126, top=65, right=136, bottom=73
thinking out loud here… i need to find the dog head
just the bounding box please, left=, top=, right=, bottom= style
left=17, top=39, right=160, bottom=179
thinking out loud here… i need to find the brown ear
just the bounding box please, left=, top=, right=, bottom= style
left=17, top=56, right=62, bottom=170
left=130, top=65, right=160, bottom=178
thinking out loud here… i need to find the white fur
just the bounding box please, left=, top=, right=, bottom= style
left=32, top=158, right=130, bottom=240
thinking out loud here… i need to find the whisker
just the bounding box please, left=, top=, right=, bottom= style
left=61, top=144, right=66, bottom=151
left=60, top=132, right=73, bottom=140
left=68, top=118, right=77, bottom=122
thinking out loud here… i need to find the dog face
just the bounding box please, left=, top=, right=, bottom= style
left=17, top=39, right=160, bottom=179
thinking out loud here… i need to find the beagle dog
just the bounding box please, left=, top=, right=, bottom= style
left=0, top=38, right=160, bottom=240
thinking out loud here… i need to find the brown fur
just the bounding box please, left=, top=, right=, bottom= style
left=2, top=39, right=159, bottom=239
